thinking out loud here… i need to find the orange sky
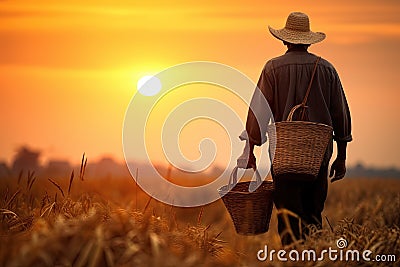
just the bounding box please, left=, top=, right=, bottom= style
left=1, top=0, right=400, bottom=168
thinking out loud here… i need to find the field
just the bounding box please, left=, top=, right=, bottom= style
left=0, top=169, right=399, bottom=267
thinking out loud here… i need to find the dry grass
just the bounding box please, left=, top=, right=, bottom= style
left=0, top=170, right=399, bottom=266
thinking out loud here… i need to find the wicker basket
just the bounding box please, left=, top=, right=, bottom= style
left=218, top=167, right=274, bottom=235
left=266, top=57, right=333, bottom=180
left=267, top=104, right=333, bottom=180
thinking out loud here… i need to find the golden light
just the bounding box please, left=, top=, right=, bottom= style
left=137, top=75, right=162, bottom=96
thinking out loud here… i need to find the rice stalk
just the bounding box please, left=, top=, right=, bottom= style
left=5, top=189, right=20, bottom=209
left=197, top=206, right=204, bottom=225
left=79, top=153, right=87, bottom=181
left=17, top=169, right=23, bottom=185
left=325, top=215, right=334, bottom=232
left=40, top=202, right=56, bottom=217
left=26, top=170, right=35, bottom=190
left=28, top=176, right=36, bottom=191
left=3, top=186, right=9, bottom=204
left=143, top=196, right=152, bottom=214
left=0, top=208, right=19, bottom=218
left=68, top=170, right=74, bottom=196
left=48, top=178, right=65, bottom=198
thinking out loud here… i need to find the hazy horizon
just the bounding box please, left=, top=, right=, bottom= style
left=1, top=144, right=399, bottom=172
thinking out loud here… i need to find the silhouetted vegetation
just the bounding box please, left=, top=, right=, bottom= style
left=0, top=146, right=399, bottom=266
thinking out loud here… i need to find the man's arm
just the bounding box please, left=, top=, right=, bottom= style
left=330, top=141, right=347, bottom=182
left=336, top=141, right=347, bottom=160
left=237, top=64, right=274, bottom=169
left=329, top=66, right=352, bottom=182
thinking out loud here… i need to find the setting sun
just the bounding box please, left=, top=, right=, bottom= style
left=137, top=75, right=162, bottom=96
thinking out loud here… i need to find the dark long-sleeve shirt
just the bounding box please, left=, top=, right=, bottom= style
left=241, top=48, right=352, bottom=158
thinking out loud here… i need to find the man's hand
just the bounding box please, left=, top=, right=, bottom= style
left=237, top=152, right=256, bottom=169
left=329, top=158, right=346, bottom=183
left=237, top=141, right=256, bottom=169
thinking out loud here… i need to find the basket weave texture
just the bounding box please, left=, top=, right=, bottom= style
left=218, top=167, right=275, bottom=235
left=268, top=121, right=332, bottom=178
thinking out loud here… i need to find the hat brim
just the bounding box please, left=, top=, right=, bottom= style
left=268, top=26, right=326, bottom=45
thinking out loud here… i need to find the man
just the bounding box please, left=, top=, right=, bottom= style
left=238, top=12, right=352, bottom=245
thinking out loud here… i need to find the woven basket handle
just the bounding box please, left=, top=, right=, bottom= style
left=229, top=166, right=262, bottom=191
left=286, top=57, right=321, bottom=122
left=287, top=103, right=305, bottom=122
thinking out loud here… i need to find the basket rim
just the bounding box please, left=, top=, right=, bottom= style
left=272, top=121, right=333, bottom=128
left=218, top=180, right=274, bottom=195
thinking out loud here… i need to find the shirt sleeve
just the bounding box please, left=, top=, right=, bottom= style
left=330, top=69, right=353, bottom=142
left=240, top=63, right=274, bottom=146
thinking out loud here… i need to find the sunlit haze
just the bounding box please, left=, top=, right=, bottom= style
left=1, top=0, right=400, bottom=168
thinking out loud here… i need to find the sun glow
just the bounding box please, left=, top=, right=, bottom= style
left=137, top=75, right=162, bottom=96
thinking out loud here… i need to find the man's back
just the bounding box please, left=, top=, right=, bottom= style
left=255, top=47, right=352, bottom=144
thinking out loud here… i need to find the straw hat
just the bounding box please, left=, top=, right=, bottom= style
left=268, top=12, right=325, bottom=44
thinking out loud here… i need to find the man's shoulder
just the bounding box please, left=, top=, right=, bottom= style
left=318, top=57, right=337, bottom=71
left=264, top=54, right=287, bottom=68
left=263, top=53, right=338, bottom=74
left=262, top=55, right=284, bottom=74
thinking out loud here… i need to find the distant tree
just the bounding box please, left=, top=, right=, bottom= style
left=90, top=156, right=127, bottom=178
left=0, top=162, right=10, bottom=178
left=11, top=146, right=41, bottom=174
left=45, top=160, right=72, bottom=177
